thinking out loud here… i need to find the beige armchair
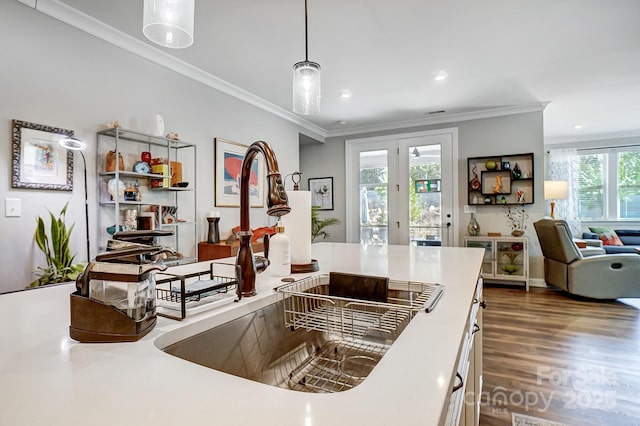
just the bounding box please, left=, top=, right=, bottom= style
left=534, top=219, right=640, bottom=299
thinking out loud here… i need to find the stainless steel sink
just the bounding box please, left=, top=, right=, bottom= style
left=162, top=274, right=443, bottom=393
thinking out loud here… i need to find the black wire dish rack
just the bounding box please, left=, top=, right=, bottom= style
left=155, top=262, right=239, bottom=320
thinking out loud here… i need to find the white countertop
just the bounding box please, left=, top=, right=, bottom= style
left=0, top=243, right=483, bottom=426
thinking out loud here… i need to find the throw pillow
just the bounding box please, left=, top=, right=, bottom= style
left=588, top=226, right=623, bottom=246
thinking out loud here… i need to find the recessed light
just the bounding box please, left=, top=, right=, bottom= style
left=339, top=89, right=352, bottom=99
left=337, top=120, right=347, bottom=125
left=434, top=71, right=448, bottom=82
left=574, top=124, right=584, bottom=130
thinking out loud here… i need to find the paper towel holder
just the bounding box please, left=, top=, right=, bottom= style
left=292, top=260, right=319, bottom=273
left=286, top=172, right=320, bottom=273
left=286, top=171, right=303, bottom=190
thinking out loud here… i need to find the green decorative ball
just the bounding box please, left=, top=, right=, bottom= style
left=485, top=160, right=497, bottom=170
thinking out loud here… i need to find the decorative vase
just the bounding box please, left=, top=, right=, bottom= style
left=512, top=162, right=522, bottom=179
left=107, top=178, right=125, bottom=201
left=106, top=151, right=124, bottom=172
left=467, top=213, right=481, bottom=236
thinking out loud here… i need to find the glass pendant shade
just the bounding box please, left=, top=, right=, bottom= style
left=143, top=0, right=195, bottom=49
left=293, top=60, right=321, bottom=115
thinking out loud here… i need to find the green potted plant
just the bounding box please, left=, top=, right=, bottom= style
left=311, top=206, right=340, bottom=242
left=29, top=202, right=84, bottom=288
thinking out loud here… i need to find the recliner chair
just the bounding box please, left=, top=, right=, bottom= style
left=534, top=219, right=640, bottom=299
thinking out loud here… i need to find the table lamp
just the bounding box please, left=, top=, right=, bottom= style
left=544, top=180, right=569, bottom=219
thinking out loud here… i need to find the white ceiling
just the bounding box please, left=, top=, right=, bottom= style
left=53, top=0, right=640, bottom=143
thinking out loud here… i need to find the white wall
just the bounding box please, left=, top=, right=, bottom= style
left=0, top=2, right=303, bottom=293
left=300, top=112, right=546, bottom=281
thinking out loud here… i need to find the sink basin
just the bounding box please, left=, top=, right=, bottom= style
left=161, top=274, right=443, bottom=393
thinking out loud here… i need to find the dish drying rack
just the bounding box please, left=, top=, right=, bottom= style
left=155, top=262, right=239, bottom=320
left=276, top=274, right=444, bottom=342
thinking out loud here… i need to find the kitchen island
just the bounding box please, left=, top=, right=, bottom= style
left=0, top=243, right=484, bottom=426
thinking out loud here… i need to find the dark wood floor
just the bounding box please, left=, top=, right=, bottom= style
left=479, top=285, right=640, bottom=426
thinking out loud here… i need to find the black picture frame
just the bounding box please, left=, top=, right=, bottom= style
left=308, top=177, right=334, bottom=210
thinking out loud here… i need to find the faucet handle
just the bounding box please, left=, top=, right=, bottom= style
left=263, top=233, right=270, bottom=258
left=254, top=256, right=270, bottom=274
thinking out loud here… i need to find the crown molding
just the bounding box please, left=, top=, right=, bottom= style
left=326, top=102, right=550, bottom=138
left=16, top=0, right=37, bottom=7
left=545, top=129, right=640, bottom=145
left=30, top=0, right=328, bottom=139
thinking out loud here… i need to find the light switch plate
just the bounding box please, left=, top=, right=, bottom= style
left=5, top=198, right=21, bottom=217
left=463, top=205, right=476, bottom=214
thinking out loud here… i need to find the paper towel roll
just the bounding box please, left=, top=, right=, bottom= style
left=286, top=191, right=312, bottom=264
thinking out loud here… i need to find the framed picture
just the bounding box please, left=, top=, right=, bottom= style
left=214, top=138, right=265, bottom=207
left=309, top=177, right=334, bottom=210
left=11, top=119, right=74, bottom=191
left=415, top=179, right=441, bottom=193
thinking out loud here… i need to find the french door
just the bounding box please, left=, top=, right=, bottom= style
left=346, top=128, right=458, bottom=246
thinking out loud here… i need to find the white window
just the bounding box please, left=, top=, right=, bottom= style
left=578, top=147, right=640, bottom=221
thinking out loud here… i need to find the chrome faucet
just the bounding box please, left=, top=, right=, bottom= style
left=236, top=141, right=290, bottom=298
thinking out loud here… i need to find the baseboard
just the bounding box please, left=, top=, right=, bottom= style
left=529, top=278, right=547, bottom=288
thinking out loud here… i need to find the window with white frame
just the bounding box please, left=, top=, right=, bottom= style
left=578, top=147, right=640, bottom=221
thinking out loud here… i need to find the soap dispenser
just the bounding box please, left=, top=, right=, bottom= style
left=268, top=220, right=291, bottom=277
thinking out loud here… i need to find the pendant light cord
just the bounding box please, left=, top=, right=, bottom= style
left=304, top=0, right=309, bottom=61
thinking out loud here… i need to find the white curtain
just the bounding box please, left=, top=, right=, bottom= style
left=547, top=148, right=581, bottom=236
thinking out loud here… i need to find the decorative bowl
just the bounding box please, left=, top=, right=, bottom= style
left=106, top=225, right=124, bottom=235
left=501, top=264, right=520, bottom=274
left=133, top=161, right=151, bottom=174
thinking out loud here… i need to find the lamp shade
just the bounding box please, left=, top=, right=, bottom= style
left=59, top=136, right=87, bottom=151
left=293, top=61, right=321, bottom=115
left=544, top=180, right=569, bottom=200
left=143, top=0, right=195, bottom=49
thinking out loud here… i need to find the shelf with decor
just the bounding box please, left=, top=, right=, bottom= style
left=464, top=235, right=529, bottom=291
left=467, top=152, right=534, bottom=206
left=96, top=128, right=197, bottom=265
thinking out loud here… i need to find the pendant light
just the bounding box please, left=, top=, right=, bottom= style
left=293, top=0, right=321, bottom=115
left=143, top=0, right=195, bottom=49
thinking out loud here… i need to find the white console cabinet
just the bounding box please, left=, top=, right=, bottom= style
left=464, top=235, right=529, bottom=291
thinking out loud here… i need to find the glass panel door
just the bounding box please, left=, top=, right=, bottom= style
left=398, top=133, right=454, bottom=246
left=346, top=129, right=457, bottom=246
left=359, top=149, right=389, bottom=245
left=408, top=143, right=442, bottom=245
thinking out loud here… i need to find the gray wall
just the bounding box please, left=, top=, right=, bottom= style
left=300, top=111, right=546, bottom=281
left=0, top=2, right=303, bottom=292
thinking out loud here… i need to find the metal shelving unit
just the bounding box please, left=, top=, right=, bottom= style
left=96, top=128, right=197, bottom=265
